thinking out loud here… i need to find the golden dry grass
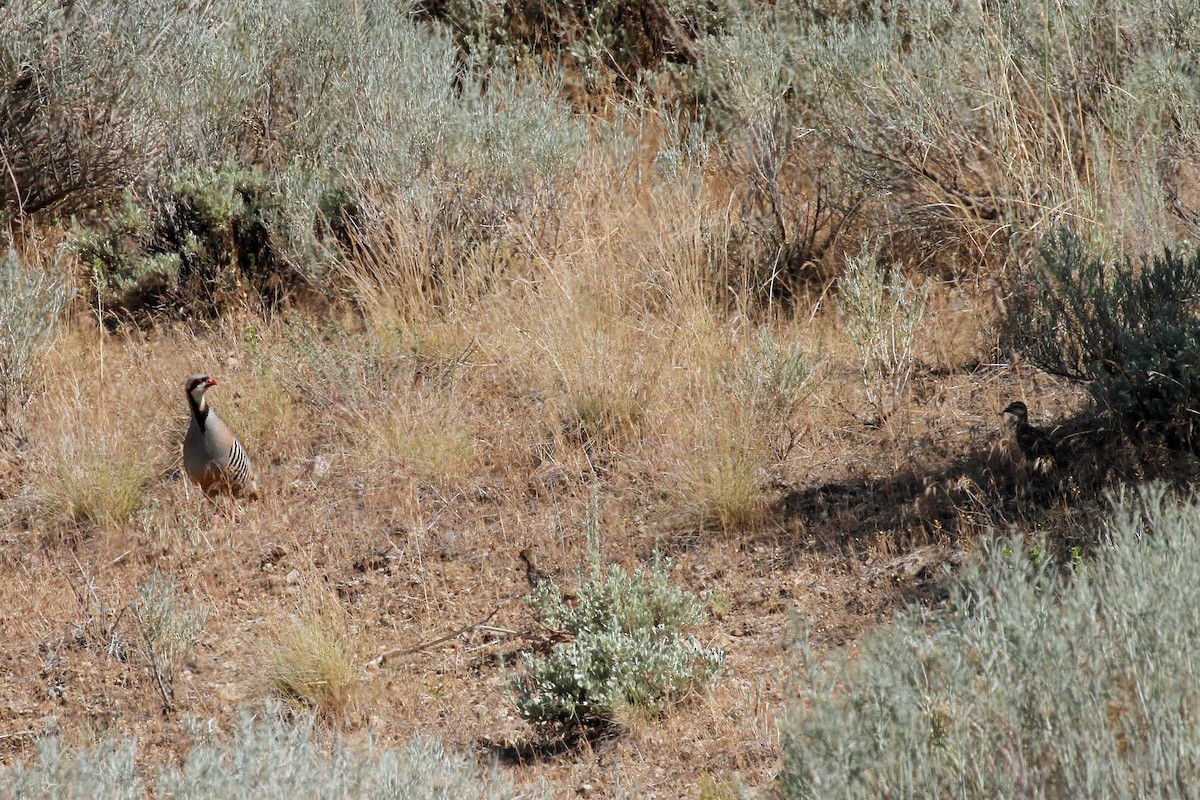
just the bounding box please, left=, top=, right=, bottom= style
left=0, top=134, right=1109, bottom=797
left=260, top=602, right=363, bottom=721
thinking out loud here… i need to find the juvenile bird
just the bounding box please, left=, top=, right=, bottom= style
left=518, top=547, right=553, bottom=591
left=1001, top=400, right=1057, bottom=469
left=183, top=374, right=259, bottom=498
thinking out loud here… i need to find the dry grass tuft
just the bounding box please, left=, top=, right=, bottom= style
left=356, top=387, right=482, bottom=488
left=227, top=369, right=295, bottom=453
left=39, top=446, right=151, bottom=534
left=385, top=417, right=479, bottom=486
left=521, top=292, right=659, bottom=445
left=260, top=604, right=364, bottom=721
left=29, top=362, right=163, bottom=536
left=677, top=425, right=768, bottom=531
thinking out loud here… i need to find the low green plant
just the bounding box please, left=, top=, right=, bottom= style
left=781, top=484, right=1200, bottom=798
left=158, top=709, right=544, bottom=799
left=1, top=705, right=546, bottom=799
left=513, top=552, right=724, bottom=737
left=1006, top=228, right=1200, bottom=443
left=839, top=247, right=929, bottom=421
left=130, top=572, right=208, bottom=712
left=0, top=247, right=74, bottom=416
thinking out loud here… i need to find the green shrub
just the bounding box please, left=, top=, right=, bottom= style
left=1, top=706, right=544, bottom=800
left=688, top=0, right=1200, bottom=274
left=513, top=553, right=724, bottom=737
left=782, top=484, right=1200, bottom=799
left=130, top=572, right=208, bottom=712
left=72, top=194, right=177, bottom=316
left=1006, top=228, right=1200, bottom=443
left=0, top=246, right=73, bottom=415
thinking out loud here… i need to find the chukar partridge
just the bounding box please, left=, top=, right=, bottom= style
left=183, top=374, right=259, bottom=498
left=1001, top=400, right=1057, bottom=469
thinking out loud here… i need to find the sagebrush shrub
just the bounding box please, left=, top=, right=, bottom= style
left=423, top=0, right=733, bottom=94
left=0, top=1, right=164, bottom=222
left=130, top=572, right=208, bottom=712
left=42, top=0, right=585, bottom=315
left=781, top=484, right=1200, bottom=799
left=722, top=326, right=820, bottom=462
left=1006, top=228, right=1200, bottom=443
left=0, top=738, right=142, bottom=800
left=688, top=10, right=863, bottom=293
left=687, top=0, right=1200, bottom=273
left=0, top=246, right=73, bottom=415
left=513, top=553, right=724, bottom=737
left=156, top=708, right=546, bottom=799
left=1, top=706, right=545, bottom=800
left=839, top=248, right=928, bottom=420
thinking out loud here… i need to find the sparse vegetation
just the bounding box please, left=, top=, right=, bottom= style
left=670, top=325, right=820, bottom=529
left=0, top=0, right=1198, bottom=795
left=130, top=572, right=208, bottom=712
left=840, top=247, right=929, bottom=422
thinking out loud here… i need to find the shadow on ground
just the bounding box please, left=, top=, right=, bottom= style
left=775, top=409, right=1200, bottom=558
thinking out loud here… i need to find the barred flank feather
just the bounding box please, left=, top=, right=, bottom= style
left=228, top=439, right=251, bottom=485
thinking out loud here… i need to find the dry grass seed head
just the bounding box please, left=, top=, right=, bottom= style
left=522, top=293, right=658, bottom=444
left=31, top=336, right=173, bottom=537
left=357, top=386, right=482, bottom=488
